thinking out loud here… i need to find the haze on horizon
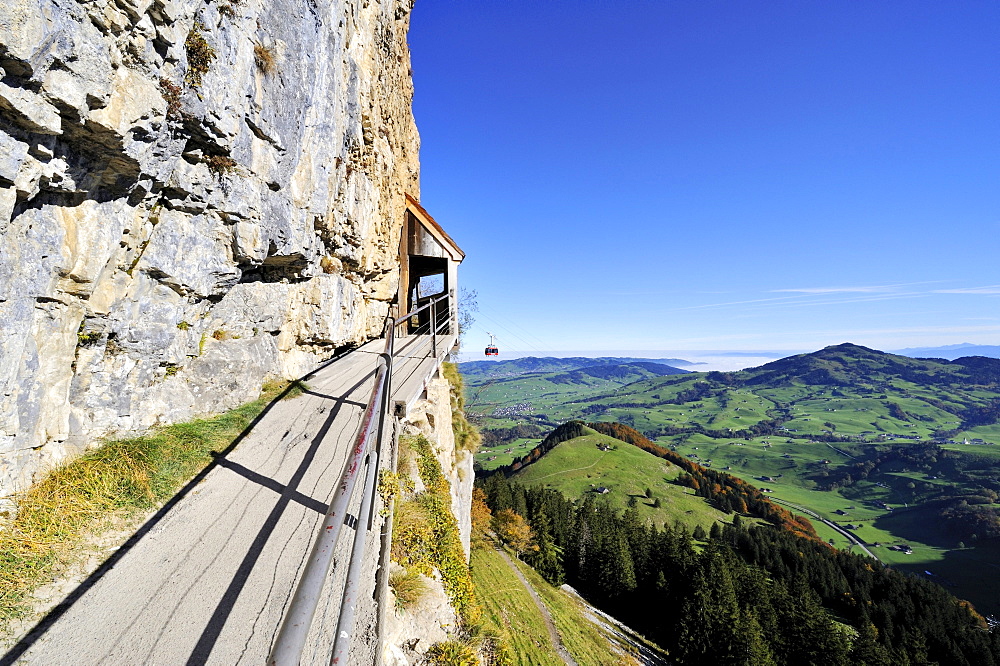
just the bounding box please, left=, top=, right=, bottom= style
left=410, top=2, right=1000, bottom=357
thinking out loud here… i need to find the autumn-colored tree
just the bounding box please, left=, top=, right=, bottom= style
left=492, top=508, right=535, bottom=558
left=471, top=487, right=492, bottom=545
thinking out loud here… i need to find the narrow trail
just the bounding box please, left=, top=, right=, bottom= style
left=494, top=547, right=577, bottom=666
left=528, top=453, right=607, bottom=482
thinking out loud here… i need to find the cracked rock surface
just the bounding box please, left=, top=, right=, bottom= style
left=0, top=0, right=420, bottom=497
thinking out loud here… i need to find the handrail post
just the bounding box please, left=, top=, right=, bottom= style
left=431, top=299, right=437, bottom=357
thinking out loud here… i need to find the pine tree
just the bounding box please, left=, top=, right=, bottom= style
left=595, top=532, right=636, bottom=600
left=850, top=623, right=893, bottom=666
left=527, top=511, right=564, bottom=585
left=735, top=609, right=777, bottom=666
left=675, top=546, right=743, bottom=665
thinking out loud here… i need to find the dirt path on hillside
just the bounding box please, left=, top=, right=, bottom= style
left=495, top=547, right=577, bottom=666
left=528, top=452, right=607, bottom=482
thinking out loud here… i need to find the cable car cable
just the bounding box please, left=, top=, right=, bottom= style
left=475, top=312, right=547, bottom=355
left=476, top=308, right=549, bottom=351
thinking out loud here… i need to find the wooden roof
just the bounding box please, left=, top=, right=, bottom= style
left=405, top=194, right=465, bottom=262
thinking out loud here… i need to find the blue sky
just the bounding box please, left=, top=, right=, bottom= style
left=408, top=1, right=1000, bottom=356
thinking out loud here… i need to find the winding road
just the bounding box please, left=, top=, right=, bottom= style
left=770, top=496, right=881, bottom=562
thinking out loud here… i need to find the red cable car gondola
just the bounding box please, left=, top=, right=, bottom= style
left=485, top=332, right=499, bottom=357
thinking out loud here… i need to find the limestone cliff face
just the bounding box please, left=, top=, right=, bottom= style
left=404, top=376, right=475, bottom=556
left=0, top=0, right=419, bottom=497
left=387, top=375, right=476, bottom=663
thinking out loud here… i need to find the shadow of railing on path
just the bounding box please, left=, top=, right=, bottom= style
left=186, top=369, right=374, bottom=664
left=0, top=347, right=363, bottom=666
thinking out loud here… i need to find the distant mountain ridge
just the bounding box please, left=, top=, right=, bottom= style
left=459, top=356, right=692, bottom=378
left=893, top=343, right=1000, bottom=361
left=467, top=341, right=1000, bottom=627
left=740, top=342, right=1000, bottom=387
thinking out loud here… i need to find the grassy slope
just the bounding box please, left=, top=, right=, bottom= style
left=513, top=431, right=733, bottom=532
left=472, top=544, right=627, bottom=665
left=471, top=546, right=564, bottom=665
left=0, top=380, right=306, bottom=627
left=505, top=551, right=649, bottom=665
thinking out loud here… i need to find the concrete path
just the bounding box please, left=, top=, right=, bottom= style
left=2, top=333, right=452, bottom=666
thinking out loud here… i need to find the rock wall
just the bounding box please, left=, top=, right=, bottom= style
left=385, top=373, right=476, bottom=664
left=402, top=375, right=474, bottom=556
left=0, top=0, right=420, bottom=498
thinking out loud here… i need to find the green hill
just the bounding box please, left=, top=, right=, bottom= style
left=459, top=356, right=692, bottom=380
left=471, top=343, right=1000, bottom=445
left=740, top=342, right=1000, bottom=388
left=512, top=428, right=734, bottom=532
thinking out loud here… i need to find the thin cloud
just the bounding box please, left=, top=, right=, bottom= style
left=754, top=292, right=927, bottom=310
left=818, top=324, right=1000, bottom=337
left=666, top=291, right=925, bottom=314
left=933, top=285, right=1000, bottom=294
left=773, top=280, right=945, bottom=294
left=664, top=324, right=1000, bottom=349
left=668, top=294, right=816, bottom=312
left=773, top=286, right=895, bottom=294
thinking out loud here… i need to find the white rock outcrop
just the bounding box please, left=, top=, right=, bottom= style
left=0, top=0, right=420, bottom=497
left=386, top=373, right=476, bottom=663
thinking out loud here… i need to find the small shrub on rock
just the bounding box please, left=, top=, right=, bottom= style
left=253, top=43, right=277, bottom=75
left=184, top=20, right=216, bottom=88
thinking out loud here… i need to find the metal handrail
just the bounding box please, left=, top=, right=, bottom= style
left=398, top=291, right=450, bottom=323
left=268, top=292, right=456, bottom=665
left=268, top=324, right=395, bottom=666
left=396, top=292, right=452, bottom=357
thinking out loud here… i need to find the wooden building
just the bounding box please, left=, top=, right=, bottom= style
left=398, top=194, right=465, bottom=333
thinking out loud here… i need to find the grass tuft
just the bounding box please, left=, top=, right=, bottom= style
left=391, top=434, right=481, bottom=626
left=253, top=43, right=277, bottom=75
left=425, top=640, right=478, bottom=666
left=202, top=155, right=238, bottom=177
left=158, top=78, right=183, bottom=120
left=442, top=363, right=481, bottom=452
left=259, top=379, right=308, bottom=401
left=388, top=569, right=427, bottom=611
left=0, top=380, right=293, bottom=627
